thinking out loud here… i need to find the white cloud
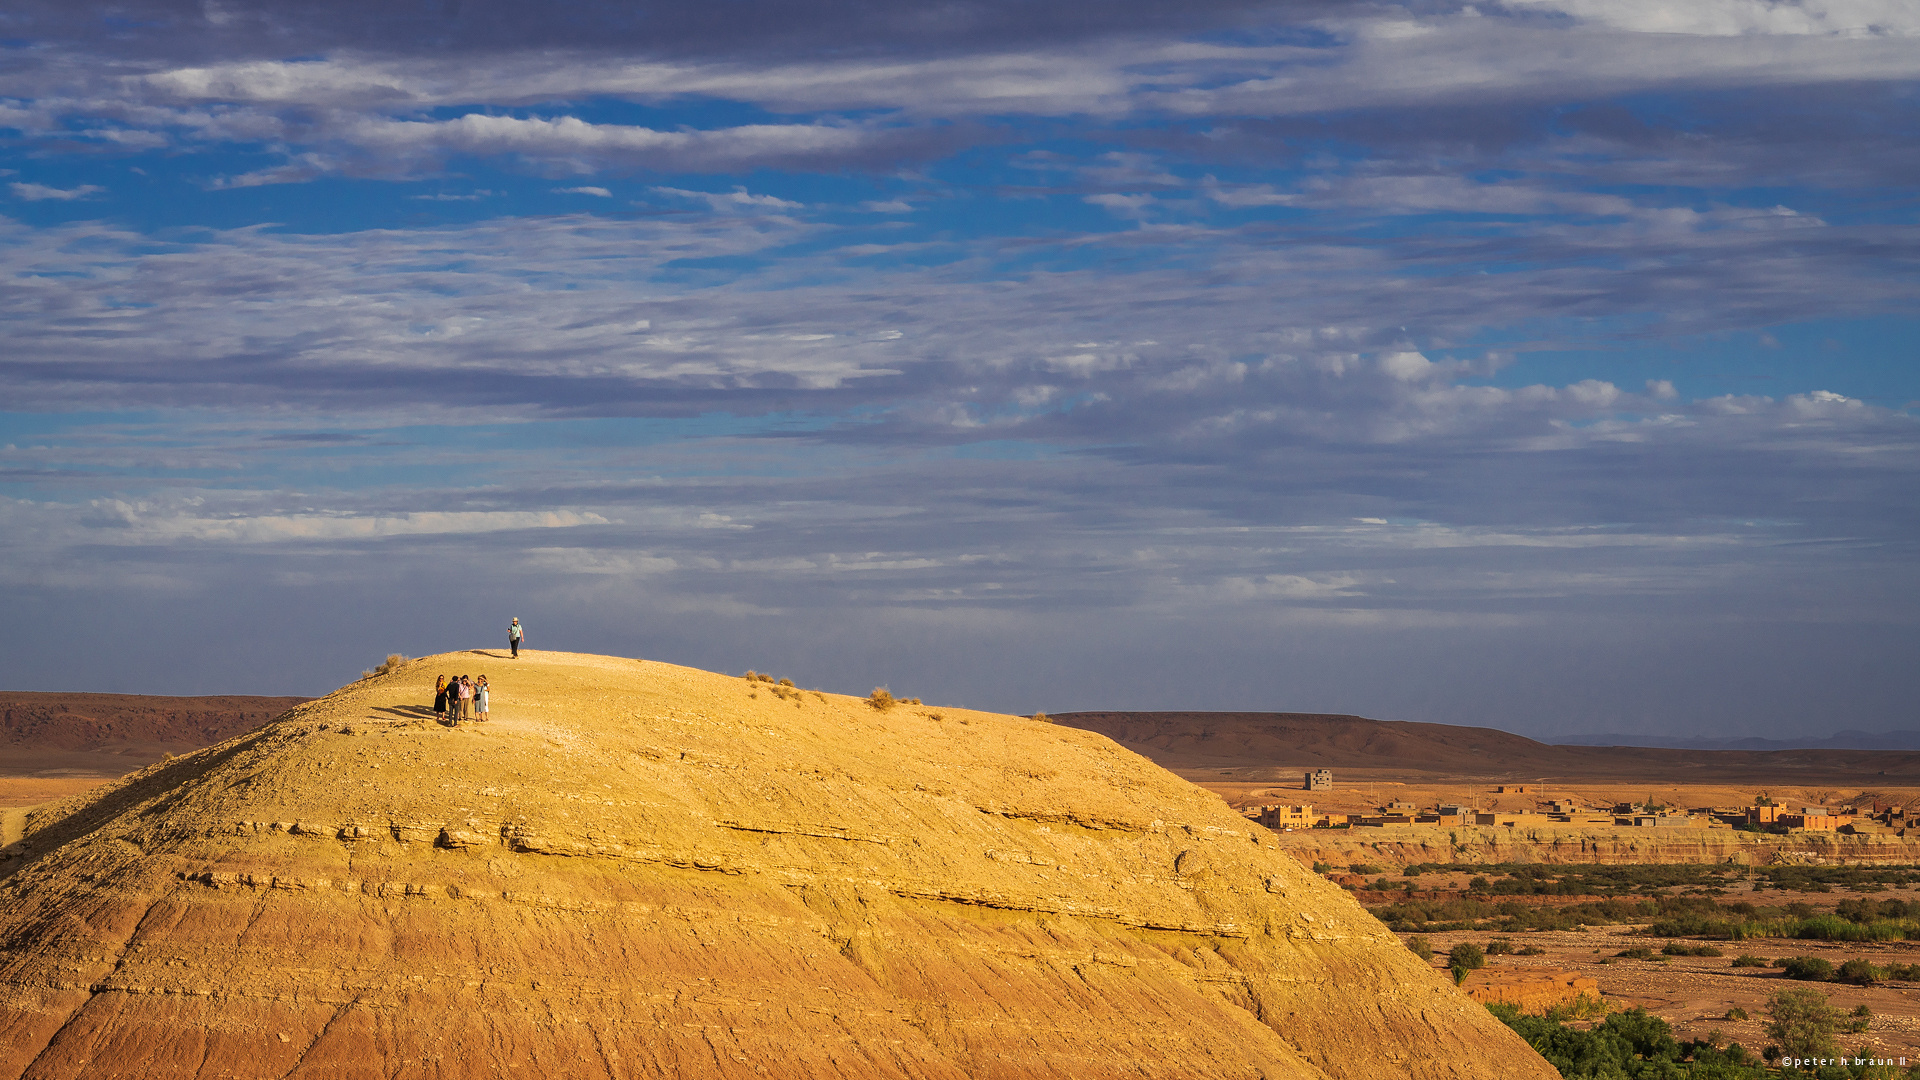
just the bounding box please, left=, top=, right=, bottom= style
left=1084, top=192, right=1156, bottom=220
left=348, top=114, right=874, bottom=171
left=1379, top=351, right=1435, bottom=381
left=1202, top=180, right=1298, bottom=208
left=1497, top=0, right=1920, bottom=37
left=651, top=185, right=803, bottom=211
left=555, top=186, right=613, bottom=197
left=10, top=182, right=104, bottom=201
left=92, top=502, right=609, bottom=544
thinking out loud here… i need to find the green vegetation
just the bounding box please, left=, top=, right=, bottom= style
left=1761, top=866, right=1920, bottom=892
left=1489, top=998, right=1920, bottom=1078
left=1731, top=955, right=1769, bottom=968
left=1397, top=862, right=1745, bottom=896
left=1349, top=863, right=1384, bottom=875
left=1663, top=943, right=1723, bottom=957
left=1780, top=956, right=1834, bottom=981
left=1845, top=1005, right=1873, bottom=1034
left=1762, top=956, right=1920, bottom=985
left=1766, top=986, right=1840, bottom=1063
left=1487, top=1003, right=1779, bottom=1079
left=1836, top=960, right=1878, bottom=986
left=1405, top=935, right=1433, bottom=962
left=1449, top=941, right=1484, bottom=984
left=1372, top=884, right=1920, bottom=940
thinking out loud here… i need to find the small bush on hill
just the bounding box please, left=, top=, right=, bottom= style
left=1616, top=946, right=1656, bottom=960
left=1349, top=863, right=1383, bottom=875
left=1835, top=958, right=1878, bottom=986
left=1661, top=942, right=1722, bottom=957
left=1406, top=935, right=1433, bottom=962
left=1485, top=938, right=1515, bottom=955
left=361, top=653, right=409, bottom=679
left=1449, top=942, right=1485, bottom=984
left=1844, top=1004, right=1872, bottom=1033
left=1731, top=955, right=1768, bottom=967
left=1765, top=986, right=1840, bottom=1062
left=1779, top=956, right=1833, bottom=982
left=867, top=688, right=896, bottom=711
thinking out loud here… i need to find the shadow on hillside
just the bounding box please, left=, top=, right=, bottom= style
left=0, top=727, right=275, bottom=885
left=372, top=706, right=439, bottom=719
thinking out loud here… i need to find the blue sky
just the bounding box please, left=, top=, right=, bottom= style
left=1, top=0, right=1916, bottom=740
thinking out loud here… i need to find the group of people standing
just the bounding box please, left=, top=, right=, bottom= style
left=435, top=673, right=489, bottom=725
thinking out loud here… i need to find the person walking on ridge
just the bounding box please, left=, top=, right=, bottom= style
left=508, top=617, right=523, bottom=659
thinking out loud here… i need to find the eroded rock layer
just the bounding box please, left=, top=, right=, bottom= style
left=0, top=652, right=1553, bottom=1080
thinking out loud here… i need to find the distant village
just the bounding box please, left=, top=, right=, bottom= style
left=1246, top=771, right=1913, bottom=835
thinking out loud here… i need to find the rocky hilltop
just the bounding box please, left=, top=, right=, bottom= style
left=0, top=652, right=1552, bottom=1080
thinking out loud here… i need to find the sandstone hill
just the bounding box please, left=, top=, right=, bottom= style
left=1053, top=711, right=1920, bottom=783
left=0, top=652, right=1552, bottom=1080
left=1, top=693, right=311, bottom=777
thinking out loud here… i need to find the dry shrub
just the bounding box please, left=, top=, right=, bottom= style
left=868, top=688, right=896, bottom=711
left=362, top=653, right=409, bottom=679
left=1031, top=712, right=1051, bottom=723
left=779, top=678, right=794, bottom=687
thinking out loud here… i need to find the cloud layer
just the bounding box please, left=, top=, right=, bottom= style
left=0, top=0, right=1914, bottom=737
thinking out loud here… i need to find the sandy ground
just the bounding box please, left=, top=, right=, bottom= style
left=0, top=776, right=112, bottom=811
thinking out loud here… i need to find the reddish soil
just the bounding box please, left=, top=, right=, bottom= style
left=1, top=692, right=309, bottom=790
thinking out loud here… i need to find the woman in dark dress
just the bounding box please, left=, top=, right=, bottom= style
left=434, top=674, right=449, bottom=719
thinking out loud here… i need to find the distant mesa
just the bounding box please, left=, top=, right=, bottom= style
left=1552, top=730, right=1920, bottom=752
left=0, top=652, right=1549, bottom=1079
left=1051, top=712, right=1920, bottom=782
left=1, top=691, right=312, bottom=777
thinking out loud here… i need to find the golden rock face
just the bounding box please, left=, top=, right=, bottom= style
left=0, top=651, right=1553, bottom=1079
